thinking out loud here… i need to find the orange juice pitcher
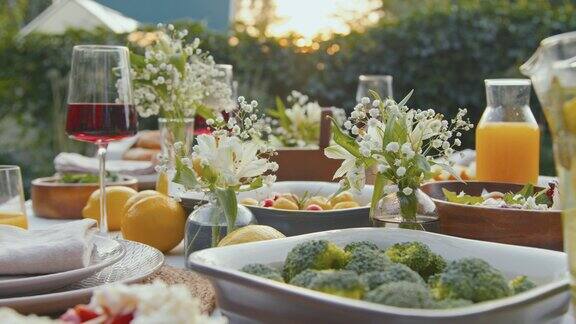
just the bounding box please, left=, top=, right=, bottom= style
left=476, top=79, right=540, bottom=184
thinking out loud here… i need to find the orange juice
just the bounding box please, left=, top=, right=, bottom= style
left=0, top=211, right=28, bottom=229
left=476, top=122, right=540, bottom=184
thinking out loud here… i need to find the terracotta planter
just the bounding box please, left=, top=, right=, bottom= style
left=272, top=108, right=341, bottom=182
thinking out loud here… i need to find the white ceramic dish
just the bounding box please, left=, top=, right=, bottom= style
left=0, top=236, right=125, bottom=298
left=181, top=181, right=373, bottom=236
left=189, top=228, right=569, bottom=324
left=0, top=239, right=164, bottom=315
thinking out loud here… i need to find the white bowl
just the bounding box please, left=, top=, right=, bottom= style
left=181, top=181, right=373, bottom=236
left=188, top=228, right=569, bottom=324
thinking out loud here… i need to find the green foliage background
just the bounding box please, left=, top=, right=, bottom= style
left=1, top=0, right=575, bottom=190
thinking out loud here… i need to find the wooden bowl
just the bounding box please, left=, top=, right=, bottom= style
left=420, top=181, right=562, bottom=251
left=31, top=176, right=138, bottom=219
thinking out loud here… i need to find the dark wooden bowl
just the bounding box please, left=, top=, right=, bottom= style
left=420, top=181, right=562, bottom=251
left=31, top=175, right=138, bottom=219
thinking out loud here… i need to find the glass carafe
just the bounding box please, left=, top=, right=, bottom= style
left=521, top=32, right=576, bottom=313
left=476, top=79, right=540, bottom=185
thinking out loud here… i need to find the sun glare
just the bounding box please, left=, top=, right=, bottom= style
left=235, top=0, right=381, bottom=42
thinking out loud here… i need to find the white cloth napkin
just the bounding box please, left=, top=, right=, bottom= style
left=0, top=219, right=98, bottom=275
left=54, top=152, right=155, bottom=176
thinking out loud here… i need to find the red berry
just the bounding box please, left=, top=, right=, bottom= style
left=74, top=305, right=99, bottom=321
left=306, top=204, right=323, bottom=211
left=109, top=313, right=134, bottom=324
left=263, top=199, right=274, bottom=207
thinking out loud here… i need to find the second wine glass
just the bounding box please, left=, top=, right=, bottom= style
left=65, top=45, right=137, bottom=234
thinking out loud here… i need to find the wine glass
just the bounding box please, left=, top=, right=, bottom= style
left=65, top=45, right=137, bottom=234
left=0, top=166, right=27, bottom=229
left=356, top=75, right=394, bottom=102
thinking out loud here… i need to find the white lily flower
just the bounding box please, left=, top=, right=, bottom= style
left=324, top=145, right=358, bottom=179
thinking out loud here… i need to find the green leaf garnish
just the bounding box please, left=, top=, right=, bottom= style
left=442, top=188, right=484, bottom=205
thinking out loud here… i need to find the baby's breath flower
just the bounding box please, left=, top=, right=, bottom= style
left=386, top=142, right=400, bottom=152
left=402, top=187, right=413, bottom=196
left=361, top=97, right=370, bottom=105
left=396, top=166, right=407, bottom=177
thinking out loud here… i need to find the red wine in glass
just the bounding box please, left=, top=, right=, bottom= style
left=66, top=103, right=138, bottom=143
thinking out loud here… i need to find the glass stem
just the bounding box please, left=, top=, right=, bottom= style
left=97, top=144, right=108, bottom=234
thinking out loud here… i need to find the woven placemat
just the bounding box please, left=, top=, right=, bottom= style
left=140, top=265, right=216, bottom=314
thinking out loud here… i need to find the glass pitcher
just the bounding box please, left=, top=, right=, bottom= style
left=476, top=79, right=540, bottom=185
left=521, top=31, right=576, bottom=312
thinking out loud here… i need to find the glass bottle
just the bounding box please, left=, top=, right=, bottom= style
left=356, top=75, right=393, bottom=102
left=476, top=79, right=540, bottom=184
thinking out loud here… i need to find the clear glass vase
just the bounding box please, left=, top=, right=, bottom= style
left=157, top=118, right=194, bottom=194
left=184, top=201, right=256, bottom=258
left=371, top=189, right=439, bottom=231
left=158, top=117, right=194, bottom=166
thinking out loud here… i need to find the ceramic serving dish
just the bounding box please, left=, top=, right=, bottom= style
left=180, top=181, right=373, bottom=236
left=420, top=181, right=562, bottom=250
left=31, top=175, right=138, bottom=219
left=188, top=228, right=569, bottom=324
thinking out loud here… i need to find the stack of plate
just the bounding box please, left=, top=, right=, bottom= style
left=0, top=236, right=164, bottom=315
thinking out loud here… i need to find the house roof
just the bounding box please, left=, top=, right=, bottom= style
left=18, top=0, right=139, bottom=38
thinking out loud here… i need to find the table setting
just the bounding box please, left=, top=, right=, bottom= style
left=1, top=22, right=576, bottom=324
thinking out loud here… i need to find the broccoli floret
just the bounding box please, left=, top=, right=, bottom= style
left=308, top=270, right=365, bottom=299
left=434, top=298, right=473, bottom=309
left=364, top=281, right=434, bottom=308
left=360, top=264, right=425, bottom=290
left=384, top=242, right=446, bottom=279
left=429, top=258, right=512, bottom=303
left=283, top=240, right=349, bottom=281
left=241, top=263, right=284, bottom=282
left=344, top=247, right=391, bottom=274
left=289, top=269, right=321, bottom=288
left=421, top=253, right=447, bottom=279
left=344, top=241, right=380, bottom=253
left=509, top=275, right=537, bottom=294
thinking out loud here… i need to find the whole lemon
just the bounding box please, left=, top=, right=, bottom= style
left=123, top=190, right=163, bottom=215
left=82, top=186, right=137, bottom=231
left=218, top=225, right=285, bottom=247
left=121, top=195, right=186, bottom=253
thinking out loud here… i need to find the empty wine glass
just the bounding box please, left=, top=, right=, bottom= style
left=356, top=75, right=394, bottom=102
left=65, top=45, right=137, bottom=234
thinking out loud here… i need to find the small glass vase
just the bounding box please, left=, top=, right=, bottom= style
left=158, top=117, right=194, bottom=166
left=157, top=118, right=194, bottom=194
left=184, top=202, right=256, bottom=258
left=371, top=189, right=439, bottom=231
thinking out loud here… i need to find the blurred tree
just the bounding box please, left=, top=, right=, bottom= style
left=233, top=0, right=282, bottom=38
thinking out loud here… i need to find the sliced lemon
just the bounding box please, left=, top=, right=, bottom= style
left=218, top=225, right=285, bottom=247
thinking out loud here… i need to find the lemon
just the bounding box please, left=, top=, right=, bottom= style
left=82, top=186, right=137, bottom=231
left=563, top=97, right=576, bottom=134
left=218, top=225, right=285, bottom=247
left=156, top=171, right=169, bottom=195
left=123, top=190, right=163, bottom=215
left=121, top=195, right=186, bottom=253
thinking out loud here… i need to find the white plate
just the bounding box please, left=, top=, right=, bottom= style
left=0, top=236, right=125, bottom=298
left=0, top=239, right=164, bottom=315
left=189, top=228, right=570, bottom=324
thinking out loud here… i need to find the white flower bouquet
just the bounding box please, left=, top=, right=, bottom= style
left=171, top=97, right=277, bottom=247
left=130, top=24, right=233, bottom=120
left=325, top=90, right=473, bottom=228
left=268, top=91, right=345, bottom=148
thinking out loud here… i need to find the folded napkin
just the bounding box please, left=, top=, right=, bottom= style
left=54, top=152, right=155, bottom=176
left=0, top=219, right=97, bottom=275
